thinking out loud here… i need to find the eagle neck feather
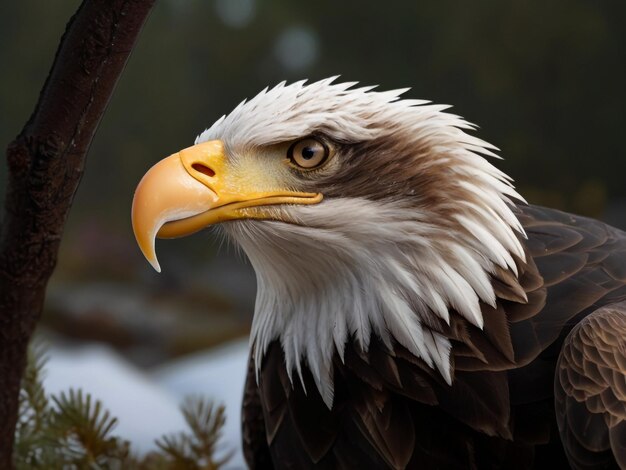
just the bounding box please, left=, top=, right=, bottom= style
left=226, top=195, right=525, bottom=408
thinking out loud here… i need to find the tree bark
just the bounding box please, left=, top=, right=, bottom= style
left=0, top=0, right=155, bottom=465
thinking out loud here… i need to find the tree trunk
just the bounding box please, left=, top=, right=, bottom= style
left=0, top=0, right=155, bottom=465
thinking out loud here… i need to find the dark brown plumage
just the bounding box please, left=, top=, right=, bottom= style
left=243, top=204, right=626, bottom=469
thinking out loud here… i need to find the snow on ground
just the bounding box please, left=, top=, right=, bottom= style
left=44, top=339, right=249, bottom=469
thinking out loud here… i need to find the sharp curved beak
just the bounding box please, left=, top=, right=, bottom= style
left=131, top=140, right=322, bottom=272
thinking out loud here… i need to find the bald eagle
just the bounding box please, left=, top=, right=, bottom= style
left=132, top=78, right=626, bottom=469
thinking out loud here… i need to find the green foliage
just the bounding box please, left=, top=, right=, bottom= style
left=14, top=344, right=231, bottom=470
left=14, top=343, right=54, bottom=467
left=155, top=398, right=233, bottom=470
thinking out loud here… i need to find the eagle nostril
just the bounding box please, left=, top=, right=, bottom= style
left=192, top=163, right=215, bottom=178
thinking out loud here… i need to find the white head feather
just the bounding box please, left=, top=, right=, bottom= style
left=197, top=78, right=526, bottom=408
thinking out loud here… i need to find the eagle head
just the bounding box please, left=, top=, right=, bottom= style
left=132, top=78, right=526, bottom=407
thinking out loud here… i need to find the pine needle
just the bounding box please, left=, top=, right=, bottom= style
left=155, top=397, right=233, bottom=469
left=15, top=342, right=232, bottom=469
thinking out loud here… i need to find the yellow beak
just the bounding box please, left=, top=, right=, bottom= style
left=131, top=140, right=322, bottom=272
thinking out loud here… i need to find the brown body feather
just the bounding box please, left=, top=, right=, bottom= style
left=242, top=204, right=626, bottom=469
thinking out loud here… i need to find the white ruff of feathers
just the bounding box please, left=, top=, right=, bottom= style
left=197, top=78, right=527, bottom=408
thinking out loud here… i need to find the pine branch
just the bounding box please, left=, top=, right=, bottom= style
left=50, top=389, right=124, bottom=463
left=18, top=342, right=49, bottom=431
left=155, top=397, right=233, bottom=470
left=155, top=433, right=198, bottom=468
left=15, top=343, right=232, bottom=469
left=14, top=342, right=52, bottom=468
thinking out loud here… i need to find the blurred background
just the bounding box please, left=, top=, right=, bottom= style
left=1, top=0, right=626, bottom=465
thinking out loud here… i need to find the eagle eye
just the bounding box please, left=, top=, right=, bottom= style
left=288, top=138, right=329, bottom=169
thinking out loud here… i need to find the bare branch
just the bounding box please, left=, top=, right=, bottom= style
left=0, top=0, right=155, bottom=465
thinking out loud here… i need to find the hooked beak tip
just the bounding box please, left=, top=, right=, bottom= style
left=150, top=259, right=162, bottom=273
